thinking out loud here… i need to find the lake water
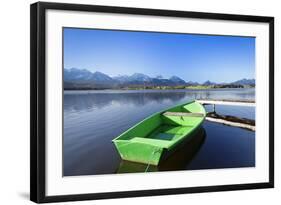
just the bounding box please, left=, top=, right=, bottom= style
left=63, top=88, right=255, bottom=176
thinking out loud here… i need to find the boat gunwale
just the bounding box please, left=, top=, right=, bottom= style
left=112, top=100, right=206, bottom=143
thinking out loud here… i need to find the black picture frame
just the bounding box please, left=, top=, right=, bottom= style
left=30, top=1, right=274, bottom=203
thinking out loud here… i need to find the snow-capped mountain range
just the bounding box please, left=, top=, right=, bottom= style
left=64, top=68, right=255, bottom=88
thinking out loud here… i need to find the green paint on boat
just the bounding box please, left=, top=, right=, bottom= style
left=112, top=101, right=206, bottom=166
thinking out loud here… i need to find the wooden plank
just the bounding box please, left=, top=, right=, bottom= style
left=163, top=112, right=204, bottom=117
left=205, top=117, right=255, bottom=131
left=206, top=112, right=255, bottom=125
left=196, top=99, right=255, bottom=107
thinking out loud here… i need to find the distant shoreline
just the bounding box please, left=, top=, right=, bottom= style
left=64, top=86, right=255, bottom=91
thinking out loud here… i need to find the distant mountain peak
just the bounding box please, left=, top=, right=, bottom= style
left=155, top=75, right=163, bottom=79
left=231, top=78, right=255, bottom=85
left=186, top=81, right=199, bottom=85
left=130, top=73, right=151, bottom=81
left=116, top=74, right=129, bottom=77
left=131, top=72, right=149, bottom=77
left=113, top=75, right=130, bottom=82
left=64, top=68, right=114, bottom=84
left=169, top=76, right=185, bottom=82
left=69, top=67, right=79, bottom=71
left=93, top=71, right=102, bottom=74
left=202, top=80, right=217, bottom=86
left=92, top=71, right=113, bottom=81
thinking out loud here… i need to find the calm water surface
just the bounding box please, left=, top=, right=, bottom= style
left=64, top=88, right=255, bottom=176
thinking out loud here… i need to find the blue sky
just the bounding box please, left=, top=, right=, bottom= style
left=64, top=28, right=255, bottom=83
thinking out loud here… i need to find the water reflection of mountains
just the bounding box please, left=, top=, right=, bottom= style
left=64, top=89, right=255, bottom=112
left=64, top=92, right=188, bottom=111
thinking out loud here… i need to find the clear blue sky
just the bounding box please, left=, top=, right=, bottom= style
left=64, top=28, right=255, bottom=83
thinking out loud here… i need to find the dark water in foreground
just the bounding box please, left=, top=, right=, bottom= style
left=63, top=89, right=255, bottom=176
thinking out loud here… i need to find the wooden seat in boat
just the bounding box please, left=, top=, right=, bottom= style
left=162, top=112, right=205, bottom=117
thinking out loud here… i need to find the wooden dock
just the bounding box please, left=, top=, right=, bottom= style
left=196, top=99, right=255, bottom=131
left=196, top=99, right=255, bottom=107
left=206, top=112, right=255, bottom=131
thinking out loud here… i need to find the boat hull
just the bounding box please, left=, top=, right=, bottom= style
left=112, top=101, right=206, bottom=166
left=113, top=140, right=165, bottom=165
left=117, top=128, right=206, bottom=173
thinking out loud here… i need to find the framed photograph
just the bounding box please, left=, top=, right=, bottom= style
left=30, top=2, right=274, bottom=203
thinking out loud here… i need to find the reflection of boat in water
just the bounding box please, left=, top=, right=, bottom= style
left=112, top=101, right=206, bottom=166
left=117, top=128, right=206, bottom=173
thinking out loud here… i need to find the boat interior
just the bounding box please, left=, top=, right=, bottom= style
left=114, top=102, right=206, bottom=149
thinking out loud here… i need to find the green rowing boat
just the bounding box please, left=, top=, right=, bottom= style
left=112, top=100, right=206, bottom=166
